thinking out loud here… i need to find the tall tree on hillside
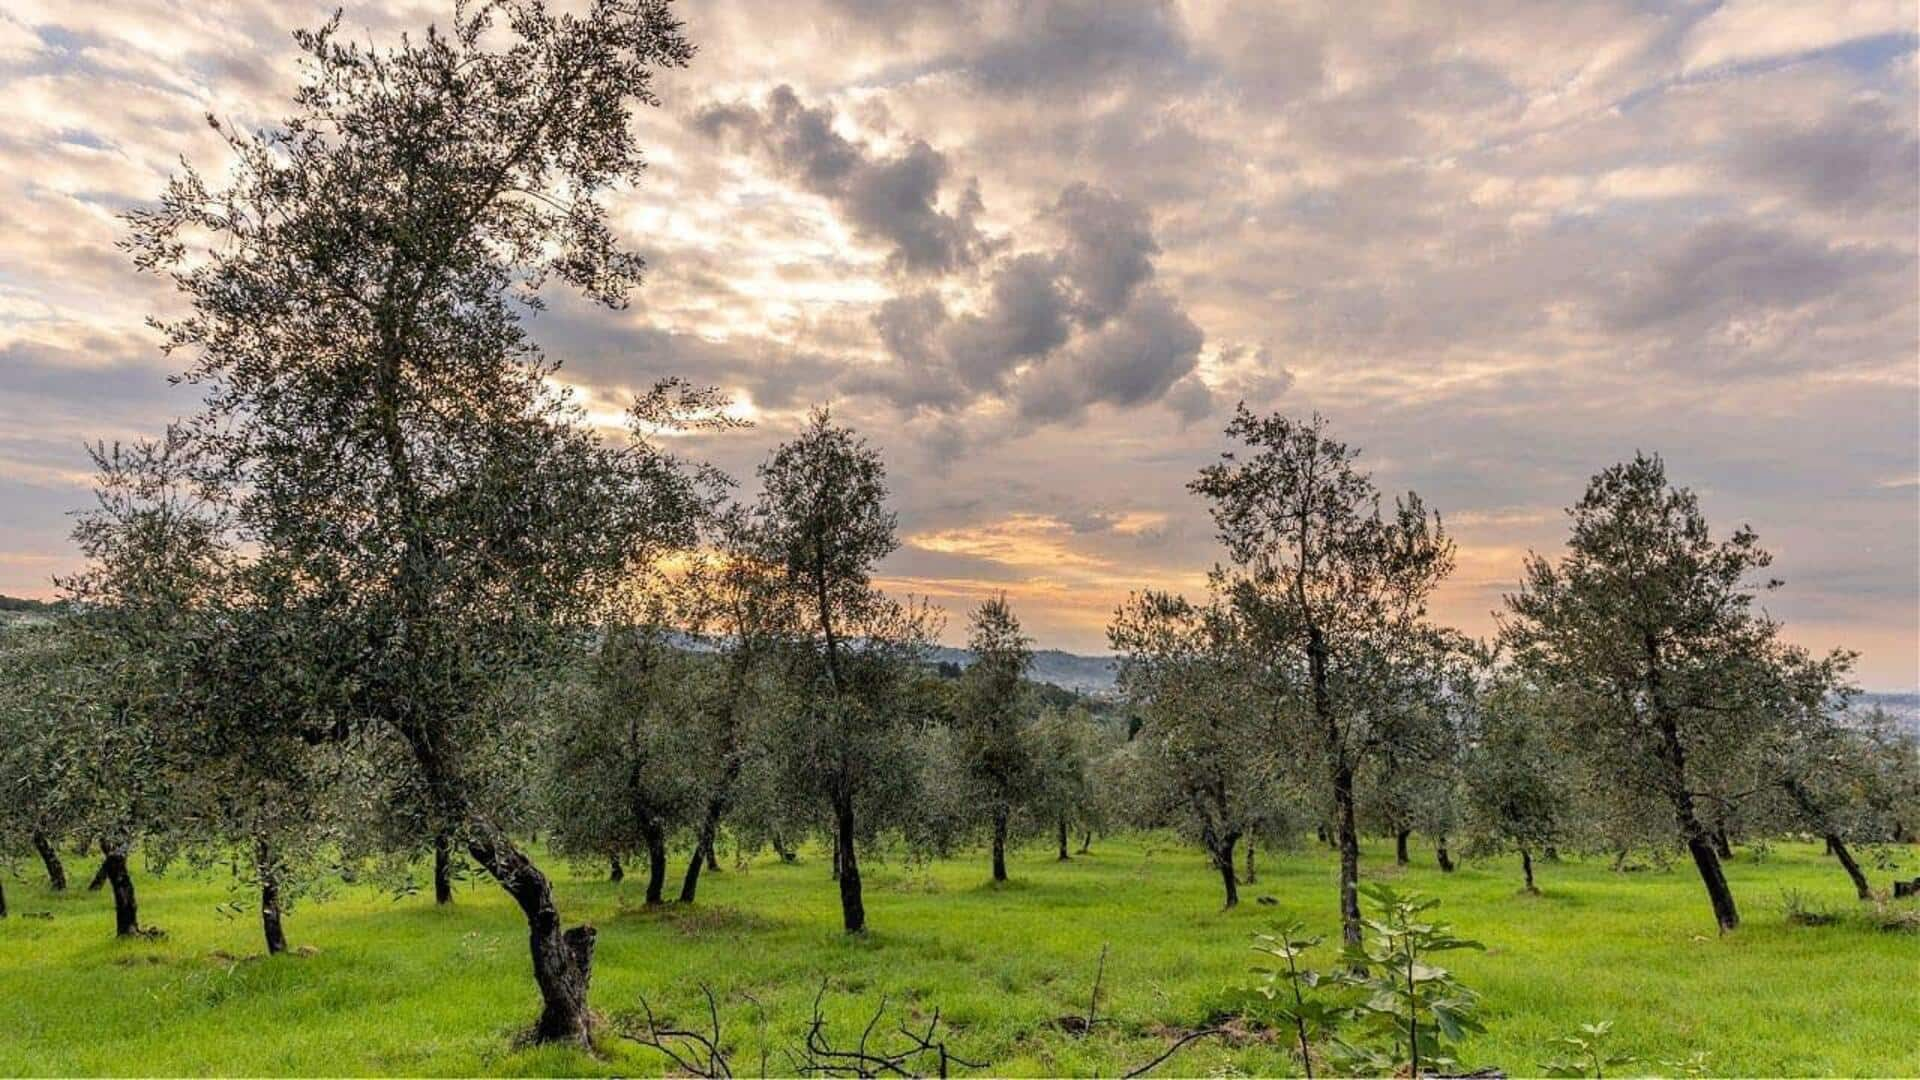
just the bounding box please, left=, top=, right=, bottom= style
left=1504, top=453, right=1809, bottom=932
left=755, top=409, right=936, bottom=933
left=123, top=1, right=703, bottom=1042
left=956, top=594, right=1036, bottom=883
left=1189, top=409, right=1454, bottom=944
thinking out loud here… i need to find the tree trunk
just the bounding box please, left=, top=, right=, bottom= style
left=1334, top=764, right=1362, bottom=947
left=1682, top=827, right=1739, bottom=931
left=1712, top=825, right=1732, bottom=859
left=679, top=840, right=708, bottom=904
left=1827, top=834, right=1872, bottom=901
left=609, top=854, right=624, bottom=883
left=1824, top=835, right=1838, bottom=856
left=88, top=858, right=110, bottom=892
left=705, top=842, right=720, bottom=872
left=32, top=831, right=67, bottom=891
left=1243, top=835, right=1257, bottom=884
left=256, top=838, right=288, bottom=956
left=1543, top=846, right=1560, bottom=862
left=643, top=821, right=668, bottom=906
left=835, top=797, right=865, bottom=933
left=1214, top=835, right=1240, bottom=909
left=433, top=831, right=454, bottom=905
left=100, top=838, right=138, bottom=937
left=0, top=875, right=7, bottom=917
left=1057, top=816, right=1070, bottom=861
left=680, top=802, right=723, bottom=904
left=468, top=832, right=595, bottom=1046
left=1521, top=846, right=1537, bottom=894
left=1311, top=626, right=1361, bottom=948
left=1395, top=828, right=1411, bottom=866
left=1079, top=829, right=1092, bottom=855
left=1648, top=642, right=1737, bottom=931
left=1436, top=836, right=1455, bottom=873
left=991, top=810, right=1009, bottom=882
left=772, top=833, right=796, bottom=863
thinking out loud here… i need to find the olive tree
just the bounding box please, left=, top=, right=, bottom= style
left=672, top=507, right=787, bottom=903
left=753, top=409, right=937, bottom=933
left=955, top=594, right=1037, bottom=883
left=1189, top=409, right=1454, bottom=943
left=1463, top=679, right=1577, bottom=894
left=546, top=619, right=702, bottom=905
left=1110, top=591, right=1275, bottom=909
left=1504, top=453, right=1806, bottom=932
left=123, top=0, right=703, bottom=1041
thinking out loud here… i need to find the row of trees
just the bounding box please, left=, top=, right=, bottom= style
left=1108, top=410, right=1917, bottom=944
left=0, top=0, right=1913, bottom=1052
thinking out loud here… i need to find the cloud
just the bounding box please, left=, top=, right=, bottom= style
left=0, top=0, right=1914, bottom=685
left=849, top=180, right=1208, bottom=427
left=694, top=85, right=989, bottom=275
left=1052, top=181, right=1159, bottom=325
left=1727, top=97, right=1919, bottom=216
left=1600, top=219, right=1899, bottom=335
left=1682, top=0, right=1916, bottom=72
left=1014, top=288, right=1204, bottom=422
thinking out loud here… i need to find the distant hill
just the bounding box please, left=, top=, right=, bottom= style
left=1855, top=691, right=1920, bottom=737
left=929, top=645, right=1118, bottom=695
left=0, top=594, right=54, bottom=613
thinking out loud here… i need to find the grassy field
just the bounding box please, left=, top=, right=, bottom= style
left=0, top=836, right=1913, bottom=1077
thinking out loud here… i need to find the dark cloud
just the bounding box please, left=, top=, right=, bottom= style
left=694, top=85, right=988, bottom=275
left=1728, top=98, right=1919, bottom=215
left=1601, top=219, right=1898, bottom=334
left=1053, top=181, right=1158, bottom=325
left=851, top=182, right=1207, bottom=426
left=1014, top=288, right=1203, bottom=422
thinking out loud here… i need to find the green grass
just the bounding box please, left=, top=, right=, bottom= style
left=1, top=837, right=1914, bottom=1076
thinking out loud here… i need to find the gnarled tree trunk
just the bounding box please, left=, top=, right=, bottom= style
left=1435, top=836, right=1455, bottom=873
left=469, top=831, right=595, bottom=1045
left=1395, top=828, right=1411, bottom=866
left=100, top=838, right=138, bottom=937
left=32, top=831, right=67, bottom=891
left=1520, top=845, right=1537, bottom=894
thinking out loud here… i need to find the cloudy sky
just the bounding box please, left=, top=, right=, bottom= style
left=1, top=1, right=1916, bottom=685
